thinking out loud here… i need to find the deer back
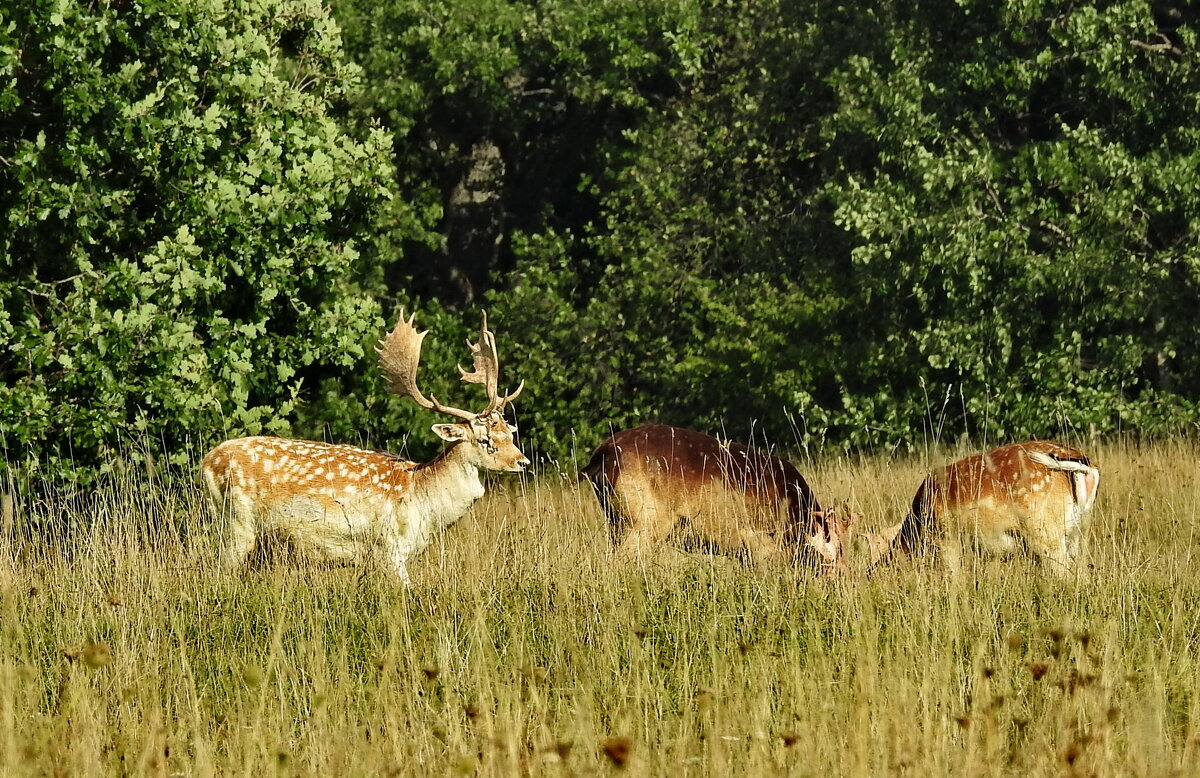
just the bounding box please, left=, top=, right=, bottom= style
left=203, top=436, right=418, bottom=511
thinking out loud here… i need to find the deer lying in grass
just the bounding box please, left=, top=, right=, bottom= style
left=201, top=310, right=528, bottom=582
left=580, top=424, right=854, bottom=575
left=866, top=441, right=1100, bottom=576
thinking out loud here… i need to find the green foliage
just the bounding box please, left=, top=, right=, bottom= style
left=820, top=0, right=1200, bottom=444
left=6, top=0, right=1200, bottom=477
left=481, top=0, right=1200, bottom=453
left=0, top=0, right=394, bottom=476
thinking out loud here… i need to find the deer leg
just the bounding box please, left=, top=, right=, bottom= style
left=220, top=517, right=257, bottom=570
left=1063, top=501, right=1086, bottom=562
left=206, top=476, right=254, bottom=570
left=592, top=487, right=631, bottom=547
left=937, top=538, right=966, bottom=580
left=378, top=532, right=416, bottom=585
left=383, top=551, right=413, bottom=585
left=607, top=484, right=678, bottom=557
left=1036, top=541, right=1074, bottom=578
left=1021, top=508, right=1076, bottom=577
left=616, top=517, right=680, bottom=558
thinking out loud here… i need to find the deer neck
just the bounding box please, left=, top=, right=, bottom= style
left=409, top=442, right=487, bottom=532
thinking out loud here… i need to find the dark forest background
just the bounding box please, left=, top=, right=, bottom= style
left=2, top=0, right=1197, bottom=477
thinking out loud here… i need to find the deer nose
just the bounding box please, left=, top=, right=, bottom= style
left=518, top=455, right=531, bottom=470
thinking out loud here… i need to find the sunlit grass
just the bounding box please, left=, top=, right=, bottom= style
left=1, top=438, right=1199, bottom=775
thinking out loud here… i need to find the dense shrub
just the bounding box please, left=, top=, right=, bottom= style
left=340, top=0, right=1200, bottom=455
left=0, top=0, right=394, bottom=476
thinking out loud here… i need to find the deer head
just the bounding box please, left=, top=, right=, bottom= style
left=807, top=502, right=859, bottom=577
left=376, top=310, right=529, bottom=472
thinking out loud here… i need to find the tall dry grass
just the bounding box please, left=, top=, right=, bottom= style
left=2, top=438, right=1200, bottom=776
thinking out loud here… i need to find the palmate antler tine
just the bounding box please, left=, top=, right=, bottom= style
left=457, top=312, right=499, bottom=392
left=500, top=379, right=524, bottom=406
left=376, top=309, right=477, bottom=421
left=456, top=310, right=520, bottom=414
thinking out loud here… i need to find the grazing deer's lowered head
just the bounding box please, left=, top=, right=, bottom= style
left=865, top=441, right=1100, bottom=577
left=201, top=310, right=528, bottom=582
left=579, top=424, right=855, bottom=575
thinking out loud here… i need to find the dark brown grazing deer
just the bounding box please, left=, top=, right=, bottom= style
left=202, top=310, right=528, bottom=582
left=867, top=441, right=1100, bottom=576
left=580, top=424, right=853, bottom=575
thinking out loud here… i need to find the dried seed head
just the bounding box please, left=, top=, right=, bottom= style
left=1042, top=627, right=1066, bottom=643
left=602, top=737, right=633, bottom=768
left=242, top=664, right=265, bottom=687
left=82, top=642, right=112, bottom=669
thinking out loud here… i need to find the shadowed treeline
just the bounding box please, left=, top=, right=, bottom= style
left=3, top=1, right=1199, bottom=478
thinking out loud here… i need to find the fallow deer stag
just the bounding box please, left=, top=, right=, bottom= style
left=201, top=310, right=528, bottom=582
left=868, top=441, right=1100, bottom=576
left=580, top=424, right=854, bottom=575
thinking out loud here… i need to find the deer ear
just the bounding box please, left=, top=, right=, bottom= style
left=432, top=423, right=470, bottom=442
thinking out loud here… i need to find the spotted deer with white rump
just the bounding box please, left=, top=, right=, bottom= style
left=867, top=441, right=1100, bottom=576
left=201, top=310, right=528, bottom=582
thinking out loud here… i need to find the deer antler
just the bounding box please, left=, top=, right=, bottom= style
left=376, top=310, right=477, bottom=421
left=457, top=311, right=524, bottom=415
left=376, top=309, right=524, bottom=420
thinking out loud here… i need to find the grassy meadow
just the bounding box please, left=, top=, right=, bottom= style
left=2, top=437, right=1200, bottom=776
